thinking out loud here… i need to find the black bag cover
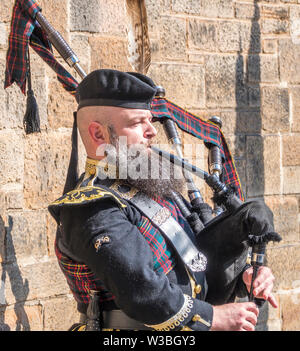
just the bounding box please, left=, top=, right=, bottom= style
left=196, top=200, right=280, bottom=305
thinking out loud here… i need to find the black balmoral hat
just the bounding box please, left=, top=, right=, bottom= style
left=76, top=69, right=157, bottom=111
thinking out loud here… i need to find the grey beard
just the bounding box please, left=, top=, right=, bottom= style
left=124, top=154, right=186, bottom=199
left=107, top=125, right=185, bottom=199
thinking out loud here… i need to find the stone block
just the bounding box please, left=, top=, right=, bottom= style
left=0, top=131, right=24, bottom=188
left=47, top=80, right=77, bottom=129
left=264, top=196, right=299, bottom=243
left=218, top=110, right=237, bottom=135
left=235, top=2, right=259, bottom=20
left=279, top=39, right=300, bottom=84
left=263, top=135, right=281, bottom=195
left=159, top=16, right=187, bottom=61
left=283, top=166, right=300, bottom=194
left=148, top=35, right=161, bottom=62
left=24, top=130, right=72, bottom=209
left=0, top=84, right=25, bottom=131
left=27, top=78, right=48, bottom=132
left=205, top=55, right=248, bottom=108
left=267, top=245, right=300, bottom=291
left=188, top=20, right=218, bottom=52
left=246, top=135, right=265, bottom=197
left=188, top=53, right=205, bottom=64
left=0, top=184, right=24, bottom=211
left=89, top=36, right=132, bottom=72
left=0, top=303, right=43, bottom=331
left=148, top=63, right=205, bottom=109
left=260, top=5, right=289, bottom=20
left=5, top=210, right=48, bottom=263
left=46, top=212, right=57, bottom=257
left=282, top=135, right=300, bottom=167
left=248, top=87, right=261, bottom=108
left=218, top=21, right=261, bottom=54
left=0, top=0, right=14, bottom=23
left=145, top=0, right=171, bottom=34
left=0, top=22, right=7, bottom=49
left=99, top=0, right=127, bottom=35
left=171, top=0, right=234, bottom=18
left=188, top=20, right=260, bottom=54
left=261, top=18, right=289, bottom=34
left=247, top=55, right=279, bottom=83
left=226, top=134, right=246, bottom=159
left=39, top=0, right=69, bottom=41
left=70, top=0, right=101, bottom=33
left=281, top=293, right=300, bottom=330
left=42, top=296, right=79, bottom=331
left=70, top=34, right=91, bottom=75
left=261, top=87, right=289, bottom=133
left=1, top=257, right=70, bottom=305
left=290, top=4, right=300, bottom=22
left=262, top=39, right=277, bottom=54
left=290, top=87, right=300, bottom=132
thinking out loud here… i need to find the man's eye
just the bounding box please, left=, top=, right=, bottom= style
left=131, top=120, right=143, bottom=125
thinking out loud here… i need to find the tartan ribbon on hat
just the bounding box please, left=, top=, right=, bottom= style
left=4, top=0, right=78, bottom=96
left=151, top=98, right=244, bottom=201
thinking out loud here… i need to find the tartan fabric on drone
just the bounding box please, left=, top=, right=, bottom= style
left=30, top=27, right=78, bottom=95
left=5, top=0, right=78, bottom=95
left=151, top=98, right=244, bottom=201
left=55, top=197, right=184, bottom=306
left=4, top=0, right=41, bottom=93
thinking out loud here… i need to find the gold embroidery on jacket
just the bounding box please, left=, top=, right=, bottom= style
left=50, top=186, right=126, bottom=208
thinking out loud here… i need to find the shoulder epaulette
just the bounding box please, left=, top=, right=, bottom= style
left=49, top=185, right=126, bottom=209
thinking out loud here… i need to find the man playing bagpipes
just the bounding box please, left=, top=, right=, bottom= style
left=47, top=69, right=278, bottom=331
left=5, top=0, right=280, bottom=331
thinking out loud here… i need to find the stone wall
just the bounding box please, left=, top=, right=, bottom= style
left=0, top=0, right=299, bottom=331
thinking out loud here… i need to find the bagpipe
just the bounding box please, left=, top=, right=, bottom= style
left=4, top=0, right=281, bottom=307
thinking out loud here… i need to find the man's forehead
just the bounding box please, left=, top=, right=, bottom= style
left=120, top=108, right=152, bottom=119
left=77, top=105, right=151, bottom=119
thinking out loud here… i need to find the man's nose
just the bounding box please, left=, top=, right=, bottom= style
left=144, top=122, right=157, bottom=140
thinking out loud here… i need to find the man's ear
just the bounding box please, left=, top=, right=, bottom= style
left=88, top=121, right=108, bottom=145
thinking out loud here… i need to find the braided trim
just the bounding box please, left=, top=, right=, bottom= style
left=145, top=295, right=193, bottom=331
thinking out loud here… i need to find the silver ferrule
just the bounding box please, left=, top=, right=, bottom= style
left=74, top=63, right=87, bottom=79
left=209, top=163, right=222, bottom=177
left=251, top=253, right=265, bottom=265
